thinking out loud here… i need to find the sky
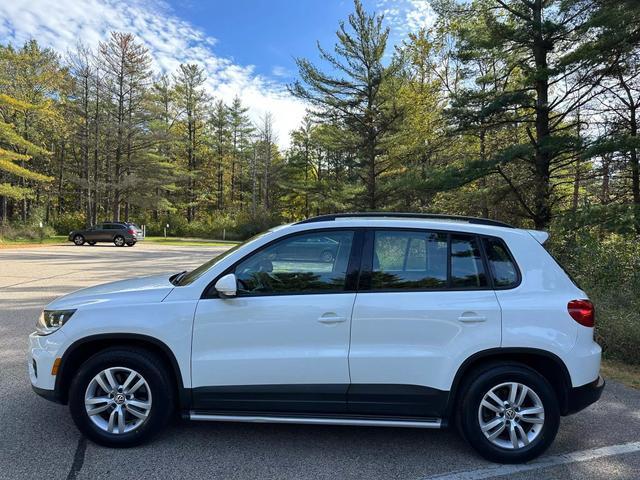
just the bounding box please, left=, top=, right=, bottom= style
left=0, top=0, right=434, bottom=147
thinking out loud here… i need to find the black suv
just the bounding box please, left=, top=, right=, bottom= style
left=68, top=222, right=143, bottom=247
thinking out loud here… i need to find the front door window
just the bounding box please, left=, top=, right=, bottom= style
left=234, top=230, right=354, bottom=295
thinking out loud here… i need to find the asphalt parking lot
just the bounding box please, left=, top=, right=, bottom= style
left=1, top=243, right=639, bottom=480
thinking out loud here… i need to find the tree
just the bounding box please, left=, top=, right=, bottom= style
left=290, top=0, right=401, bottom=209
left=0, top=94, right=53, bottom=221
left=173, top=63, right=209, bottom=222
left=228, top=96, right=252, bottom=207
left=434, top=0, right=640, bottom=229
left=209, top=99, right=230, bottom=210
left=99, top=32, right=151, bottom=220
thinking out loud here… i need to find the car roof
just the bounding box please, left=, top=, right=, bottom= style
left=296, top=213, right=513, bottom=228
left=287, top=217, right=513, bottom=235
left=275, top=214, right=546, bottom=243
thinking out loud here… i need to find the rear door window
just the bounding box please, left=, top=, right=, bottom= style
left=367, top=230, right=492, bottom=291
left=371, top=231, right=448, bottom=290
left=450, top=234, right=488, bottom=288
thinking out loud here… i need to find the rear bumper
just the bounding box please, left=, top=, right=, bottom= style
left=565, top=375, right=605, bottom=415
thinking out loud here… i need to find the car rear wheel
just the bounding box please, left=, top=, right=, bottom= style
left=457, top=363, right=559, bottom=463
left=114, top=235, right=125, bottom=247
left=73, top=235, right=85, bottom=246
left=68, top=348, right=174, bottom=447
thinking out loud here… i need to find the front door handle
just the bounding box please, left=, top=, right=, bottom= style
left=318, top=313, right=347, bottom=324
left=458, top=313, right=487, bottom=323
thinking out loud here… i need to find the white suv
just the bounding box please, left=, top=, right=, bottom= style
left=29, top=213, right=604, bottom=463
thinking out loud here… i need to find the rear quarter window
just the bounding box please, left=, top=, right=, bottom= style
left=482, top=237, right=519, bottom=288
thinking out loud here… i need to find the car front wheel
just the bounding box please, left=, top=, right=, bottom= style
left=457, top=363, right=560, bottom=463
left=73, top=235, right=85, bottom=246
left=68, top=348, right=174, bottom=447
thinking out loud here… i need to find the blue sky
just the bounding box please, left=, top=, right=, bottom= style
left=174, top=0, right=359, bottom=82
left=0, top=0, right=434, bottom=145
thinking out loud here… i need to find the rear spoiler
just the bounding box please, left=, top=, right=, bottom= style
left=526, top=230, right=549, bottom=244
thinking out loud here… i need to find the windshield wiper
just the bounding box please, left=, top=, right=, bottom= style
left=171, top=270, right=187, bottom=286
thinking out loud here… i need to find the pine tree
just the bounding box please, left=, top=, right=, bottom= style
left=99, top=32, right=152, bottom=220
left=173, top=64, right=209, bottom=222
left=0, top=94, right=53, bottom=221
left=289, top=0, right=401, bottom=209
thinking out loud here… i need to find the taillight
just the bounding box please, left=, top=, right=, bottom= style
left=568, top=299, right=595, bottom=327
left=127, top=228, right=135, bottom=234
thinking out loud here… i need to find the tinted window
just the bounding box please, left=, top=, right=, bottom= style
left=234, top=230, right=354, bottom=295
left=483, top=237, right=518, bottom=287
left=104, top=224, right=121, bottom=230
left=450, top=234, right=487, bottom=288
left=372, top=231, right=447, bottom=290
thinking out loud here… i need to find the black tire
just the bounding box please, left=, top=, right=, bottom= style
left=88, top=241, right=96, bottom=246
left=126, top=241, right=136, bottom=247
left=114, top=235, right=125, bottom=247
left=68, top=348, right=174, bottom=447
left=457, top=362, right=560, bottom=464
left=73, top=234, right=85, bottom=246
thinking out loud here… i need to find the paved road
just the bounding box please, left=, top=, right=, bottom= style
left=1, top=244, right=639, bottom=480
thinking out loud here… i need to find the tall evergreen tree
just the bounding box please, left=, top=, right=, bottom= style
left=289, top=0, right=401, bottom=209
left=173, top=63, right=208, bottom=222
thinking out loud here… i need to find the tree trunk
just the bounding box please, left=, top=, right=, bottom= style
left=479, top=129, right=489, bottom=218
left=532, top=0, right=552, bottom=230
left=572, top=112, right=582, bottom=212
left=630, top=106, right=639, bottom=233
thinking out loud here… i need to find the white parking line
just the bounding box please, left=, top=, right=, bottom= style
left=424, top=441, right=640, bottom=480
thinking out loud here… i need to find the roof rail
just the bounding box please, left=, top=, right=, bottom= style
left=295, top=212, right=514, bottom=228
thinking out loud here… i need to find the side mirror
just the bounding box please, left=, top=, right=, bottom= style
left=214, top=273, right=237, bottom=298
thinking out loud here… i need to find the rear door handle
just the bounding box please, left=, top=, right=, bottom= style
left=318, top=313, right=347, bottom=324
left=458, top=314, right=487, bottom=323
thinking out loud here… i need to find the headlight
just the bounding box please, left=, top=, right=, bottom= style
left=36, top=309, right=76, bottom=335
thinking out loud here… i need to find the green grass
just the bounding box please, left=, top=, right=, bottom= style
left=601, top=359, right=640, bottom=390
left=143, top=236, right=239, bottom=247
left=0, top=235, right=66, bottom=246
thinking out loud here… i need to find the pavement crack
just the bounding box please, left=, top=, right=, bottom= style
left=66, top=436, right=87, bottom=480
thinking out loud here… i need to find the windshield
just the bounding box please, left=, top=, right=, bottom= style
left=173, top=231, right=272, bottom=286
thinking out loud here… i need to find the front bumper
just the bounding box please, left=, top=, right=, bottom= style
left=31, top=384, right=64, bottom=404
left=28, top=330, right=66, bottom=402
left=566, top=375, right=605, bottom=415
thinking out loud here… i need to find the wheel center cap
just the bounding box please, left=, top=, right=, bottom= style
left=114, top=393, right=126, bottom=405
left=505, top=408, right=517, bottom=420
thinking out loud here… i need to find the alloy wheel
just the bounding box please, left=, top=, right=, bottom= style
left=84, top=366, right=152, bottom=434
left=477, top=381, right=545, bottom=449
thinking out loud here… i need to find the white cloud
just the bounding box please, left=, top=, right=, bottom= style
left=0, top=0, right=306, bottom=147
left=376, top=0, right=436, bottom=35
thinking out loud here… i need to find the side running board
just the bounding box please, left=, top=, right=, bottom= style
left=189, top=412, right=443, bottom=429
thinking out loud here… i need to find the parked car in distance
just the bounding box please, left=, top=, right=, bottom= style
left=33, top=213, right=603, bottom=463
left=271, top=235, right=339, bottom=262
left=68, top=222, right=143, bottom=247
